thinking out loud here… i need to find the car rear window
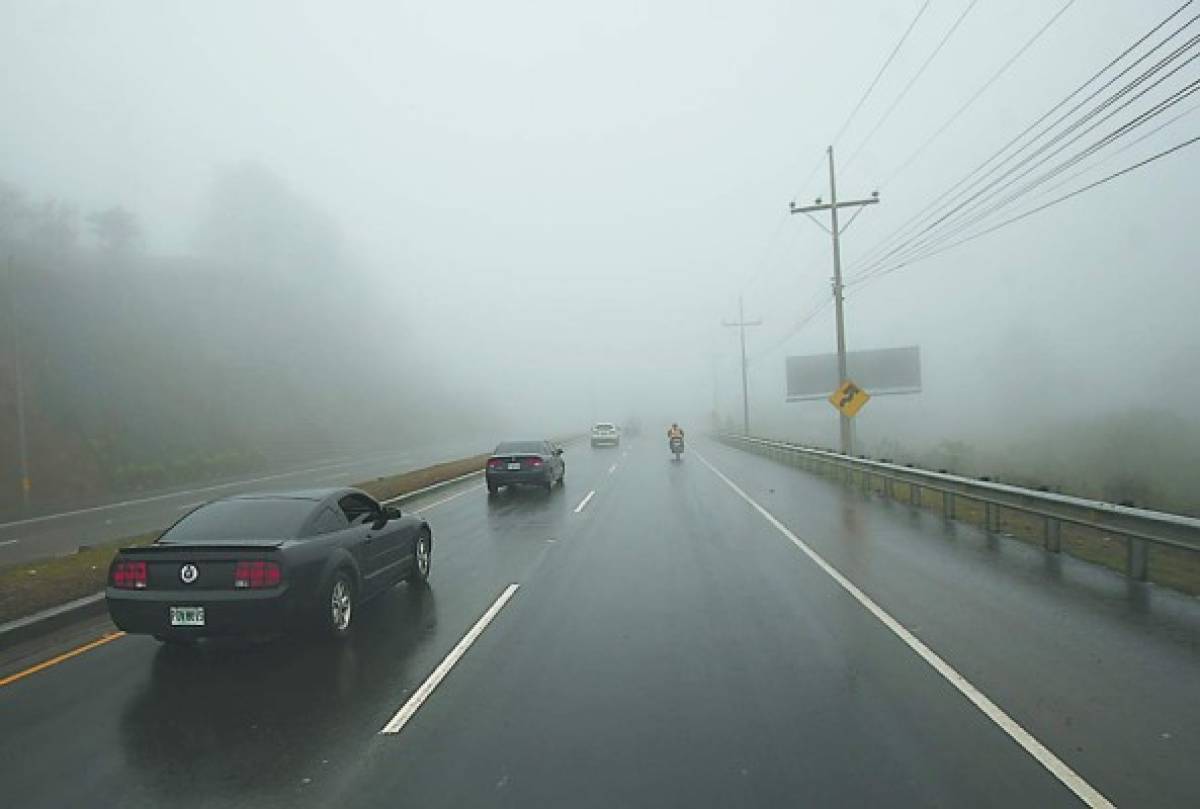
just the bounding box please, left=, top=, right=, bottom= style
left=495, top=441, right=545, bottom=454
left=161, top=498, right=314, bottom=542
left=594, top=423, right=615, bottom=430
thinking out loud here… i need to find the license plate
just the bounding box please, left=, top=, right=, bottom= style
left=170, top=606, right=205, bottom=626
left=508, top=462, right=521, bottom=470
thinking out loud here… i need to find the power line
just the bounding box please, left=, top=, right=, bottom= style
left=791, top=0, right=933, bottom=203
left=832, top=0, right=932, bottom=147
left=851, top=20, right=1200, bottom=279
left=843, top=0, right=984, bottom=171
left=852, top=1, right=1198, bottom=273
left=1030, top=97, right=1200, bottom=200
left=881, top=0, right=1080, bottom=187
left=852, top=49, right=1200, bottom=280
left=849, top=132, right=1200, bottom=291
left=748, top=296, right=834, bottom=364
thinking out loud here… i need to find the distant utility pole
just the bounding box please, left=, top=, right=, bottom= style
left=5, top=254, right=31, bottom=509
left=790, top=145, right=879, bottom=455
left=722, top=295, right=762, bottom=436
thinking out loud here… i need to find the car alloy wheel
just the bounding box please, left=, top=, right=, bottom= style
left=330, top=576, right=353, bottom=634
left=408, top=533, right=432, bottom=584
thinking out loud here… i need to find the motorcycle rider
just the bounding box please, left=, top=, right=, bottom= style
left=667, top=423, right=685, bottom=444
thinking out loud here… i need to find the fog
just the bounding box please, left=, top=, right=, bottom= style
left=2, top=1, right=1198, bottom=513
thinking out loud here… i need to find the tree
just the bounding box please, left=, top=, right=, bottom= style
left=27, top=199, right=78, bottom=256
left=87, top=205, right=140, bottom=253
left=0, top=180, right=30, bottom=249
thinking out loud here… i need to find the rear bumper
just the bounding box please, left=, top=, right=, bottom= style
left=486, top=470, right=553, bottom=488
left=106, top=586, right=304, bottom=637
left=591, top=436, right=619, bottom=446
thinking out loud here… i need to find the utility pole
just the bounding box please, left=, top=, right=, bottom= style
left=790, top=145, right=879, bottom=455
left=5, top=254, right=31, bottom=509
left=722, top=295, right=762, bottom=436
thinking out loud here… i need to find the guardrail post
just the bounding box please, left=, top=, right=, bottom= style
left=1127, top=538, right=1148, bottom=581
left=910, top=484, right=920, bottom=506
left=1044, top=518, right=1061, bottom=553
left=985, top=503, right=996, bottom=533
left=942, top=492, right=956, bottom=520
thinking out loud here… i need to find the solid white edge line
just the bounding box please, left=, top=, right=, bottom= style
left=381, top=583, right=519, bottom=735
left=574, top=490, right=596, bottom=514
left=412, top=484, right=484, bottom=513
left=694, top=451, right=1115, bottom=809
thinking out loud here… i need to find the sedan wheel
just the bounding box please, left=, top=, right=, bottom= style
left=407, top=532, right=432, bottom=585
left=325, top=572, right=354, bottom=639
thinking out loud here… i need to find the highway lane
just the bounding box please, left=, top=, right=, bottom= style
left=0, top=437, right=494, bottom=566
left=0, top=438, right=618, bottom=809
left=1, top=436, right=1198, bottom=807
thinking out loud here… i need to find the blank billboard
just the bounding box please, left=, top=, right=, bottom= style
left=786, top=346, right=921, bottom=401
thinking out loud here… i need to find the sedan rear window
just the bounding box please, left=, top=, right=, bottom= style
left=593, top=423, right=615, bottom=430
left=162, top=498, right=315, bottom=542
left=495, top=441, right=545, bottom=454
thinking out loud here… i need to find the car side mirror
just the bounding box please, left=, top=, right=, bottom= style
left=553, top=448, right=563, bottom=456
left=385, top=505, right=402, bottom=519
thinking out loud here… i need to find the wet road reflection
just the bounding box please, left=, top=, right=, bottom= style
left=117, top=584, right=438, bottom=806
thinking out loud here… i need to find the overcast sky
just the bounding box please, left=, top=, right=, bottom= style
left=2, top=0, right=1196, bottom=443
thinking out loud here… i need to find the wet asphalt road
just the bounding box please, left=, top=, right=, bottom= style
left=1, top=437, right=1198, bottom=808
left=0, top=438, right=493, bottom=566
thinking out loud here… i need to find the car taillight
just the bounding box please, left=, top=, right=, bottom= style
left=528, top=457, right=543, bottom=467
left=234, top=561, right=282, bottom=589
left=487, top=458, right=503, bottom=468
left=112, top=560, right=147, bottom=589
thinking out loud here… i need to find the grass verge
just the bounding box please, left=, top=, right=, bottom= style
left=0, top=452, right=491, bottom=626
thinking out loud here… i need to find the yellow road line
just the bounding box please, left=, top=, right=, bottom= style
left=0, top=631, right=125, bottom=689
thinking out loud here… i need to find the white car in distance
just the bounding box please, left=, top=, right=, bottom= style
left=590, top=422, right=620, bottom=448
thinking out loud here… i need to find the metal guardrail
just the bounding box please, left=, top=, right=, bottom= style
left=720, top=433, right=1200, bottom=581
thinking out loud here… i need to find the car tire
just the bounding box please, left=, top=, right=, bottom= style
left=406, top=531, right=432, bottom=586
left=321, top=570, right=355, bottom=640
left=487, top=481, right=499, bottom=495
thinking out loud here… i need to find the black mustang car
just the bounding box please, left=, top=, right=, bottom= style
left=485, top=440, right=565, bottom=494
left=106, top=488, right=431, bottom=643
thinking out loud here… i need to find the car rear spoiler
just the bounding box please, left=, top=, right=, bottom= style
left=122, top=539, right=287, bottom=553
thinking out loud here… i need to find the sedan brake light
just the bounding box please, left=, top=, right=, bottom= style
left=528, top=457, right=543, bottom=467
left=111, top=560, right=148, bottom=589
left=234, top=561, right=282, bottom=589
left=487, top=458, right=503, bottom=468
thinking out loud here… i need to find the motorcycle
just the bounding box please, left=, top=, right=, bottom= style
left=669, top=435, right=684, bottom=461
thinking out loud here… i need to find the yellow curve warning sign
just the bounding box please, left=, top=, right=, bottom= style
left=829, top=379, right=870, bottom=417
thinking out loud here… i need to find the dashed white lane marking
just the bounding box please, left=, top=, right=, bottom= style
left=0, top=539, right=18, bottom=547
left=380, top=584, right=519, bottom=735
left=573, top=490, right=596, bottom=514
left=695, top=451, right=1115, bottom=809
left=608, top=464, right=618, bottom=474
left=412, top=484, right=484, bottom=514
